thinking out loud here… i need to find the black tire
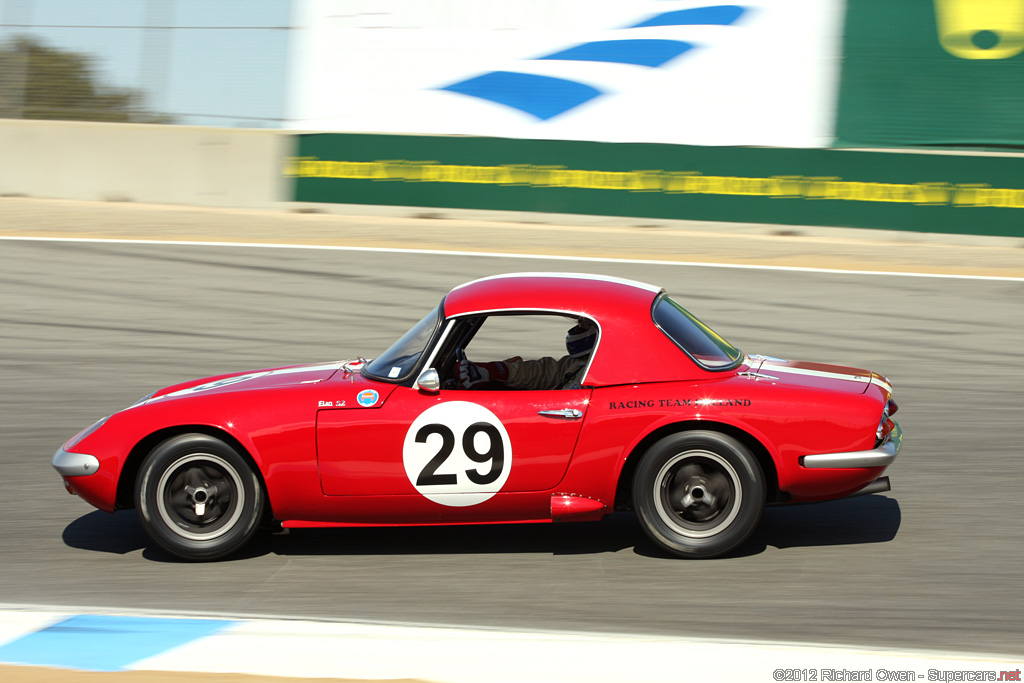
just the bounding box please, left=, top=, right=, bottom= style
left=632, top=431, right=764, bottom=558
left=135, top=433, right=264, bottom=561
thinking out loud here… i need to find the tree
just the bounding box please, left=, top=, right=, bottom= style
left=0, top=35, right=173, bottom=123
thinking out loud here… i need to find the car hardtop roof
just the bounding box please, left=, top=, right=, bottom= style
left=444, top=272, right=664, bottom=319
left=452, top=272, right=662, bottom=294
left=442, top=273, right=721, bottom=385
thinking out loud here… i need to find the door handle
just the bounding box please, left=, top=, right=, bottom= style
left=538, top=408, right=583, bottom=419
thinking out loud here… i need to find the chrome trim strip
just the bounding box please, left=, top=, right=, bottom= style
left=418, top=319, right=456, bottom=380
left=52, top=448, right=101, bottom=477
left=747, top=354, right=787, bottom=363
left=802, top=423, right=902, bottom=469
left=738, top=371, right=779, bottom=381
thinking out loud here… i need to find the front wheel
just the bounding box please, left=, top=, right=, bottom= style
left=135, top=434, right=264, bottom=561
left=632, top=431, right=764, bottom=558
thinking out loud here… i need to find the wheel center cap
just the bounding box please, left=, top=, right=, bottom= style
left=680, top=477, right=717, bottom=511
left=185, top=484, right=215, bottom=517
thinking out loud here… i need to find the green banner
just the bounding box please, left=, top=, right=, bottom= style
left=835, top=0, right=1024, bottom=148
left=287, top=134, right=1024, bottom=237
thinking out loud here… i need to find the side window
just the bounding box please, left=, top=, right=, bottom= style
left=439, top=313, right=597, bottom=391
left=464, top=314, right=574, bottom=362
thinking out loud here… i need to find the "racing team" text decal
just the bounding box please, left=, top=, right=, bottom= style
left=608, top=398, right=753, bottom=410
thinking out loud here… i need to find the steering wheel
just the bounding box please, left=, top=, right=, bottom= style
left=442, top=347, right=467, bottom=390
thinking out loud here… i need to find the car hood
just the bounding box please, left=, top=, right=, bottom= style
left=143, top=361, right=346, bottom=402
left=746, top=355, right=891, bottom=395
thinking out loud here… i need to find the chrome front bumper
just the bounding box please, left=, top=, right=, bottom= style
left=52, top=448, right=100, bottom=477
left=801, top=422, right=902, bottom=469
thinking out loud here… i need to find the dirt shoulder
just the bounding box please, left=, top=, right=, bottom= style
left=2, top=197, right=1022, bottom=278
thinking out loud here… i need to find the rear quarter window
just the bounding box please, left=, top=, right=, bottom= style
left=652, top=295, right=742, bottom=370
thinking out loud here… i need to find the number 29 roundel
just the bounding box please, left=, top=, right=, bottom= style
left=402, top=401, right=512, bottom=507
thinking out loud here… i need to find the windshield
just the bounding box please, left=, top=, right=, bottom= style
left=364, top=305, right=442, bottom=382
left=652, top=295, right=742, bottom=370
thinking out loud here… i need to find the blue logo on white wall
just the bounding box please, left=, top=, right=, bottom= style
left=440, top=5, right=747, bottom=120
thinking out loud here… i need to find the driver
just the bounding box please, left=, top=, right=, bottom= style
left=455, top=318, right=597, bottom=391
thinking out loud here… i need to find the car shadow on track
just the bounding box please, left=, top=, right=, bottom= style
left=61, top=509, right=150, bottom=555
left=668, top=494, right=902, bottom=560
left=62, top=495, right=900, bottom=562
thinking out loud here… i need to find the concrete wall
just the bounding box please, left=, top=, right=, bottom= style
left=0, top=120, right=291, bottom=209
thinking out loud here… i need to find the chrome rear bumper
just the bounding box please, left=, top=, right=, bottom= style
left=801, top=422, right=902, bottom=469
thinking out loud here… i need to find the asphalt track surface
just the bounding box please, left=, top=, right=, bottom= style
left=2, top=199, right=1023, bottom=659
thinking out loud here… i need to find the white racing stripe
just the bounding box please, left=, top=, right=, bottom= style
left=158, top=362, right=344, bottom=399
left=451, top=271, right=663, bottom=293
left=2, top=235, right=1024, bottom=282
left=872, top=376, right=894, bottom=393
left=759, top=363, right=894, bottom=394
left=761, top=363, right=868, bottom=384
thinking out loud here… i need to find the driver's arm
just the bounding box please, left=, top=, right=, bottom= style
left=506, top=356, right=573, bottom=390
left=457, top=355, right=577, bottom=390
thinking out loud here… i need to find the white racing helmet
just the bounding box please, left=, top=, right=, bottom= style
left=565, top=318, right=598, bottom=359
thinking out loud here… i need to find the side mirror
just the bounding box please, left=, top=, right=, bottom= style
left=415, top=368, right=441, bottom=394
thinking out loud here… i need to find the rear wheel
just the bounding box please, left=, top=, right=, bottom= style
left=632, top=431, right=764, bottom=558
left=135, top=434, right=264, bottom=561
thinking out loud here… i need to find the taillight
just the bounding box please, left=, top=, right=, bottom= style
left=876, top=399, right=897, bottom=441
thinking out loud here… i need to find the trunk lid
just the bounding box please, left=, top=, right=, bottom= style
left=747, top=355, right=889, bottom=395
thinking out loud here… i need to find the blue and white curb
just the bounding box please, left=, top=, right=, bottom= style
left=0, top=606, right=1018, bottom=681
left=0, top=613, right=232, bottom=672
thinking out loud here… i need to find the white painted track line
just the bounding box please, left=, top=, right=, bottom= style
left=2, top=235, right=1023, bottom=282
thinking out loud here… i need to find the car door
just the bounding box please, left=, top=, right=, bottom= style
left=316, top=312, right=594, bottom=506
left=316, top=386, right=590, bottom=499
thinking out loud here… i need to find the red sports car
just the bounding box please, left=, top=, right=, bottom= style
left=53, top=273, right=901, bottom=561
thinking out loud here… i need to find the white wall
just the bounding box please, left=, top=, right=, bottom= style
left=0, top=120, right=291, bottom=208
left=288, top=0, right=843, bottom=148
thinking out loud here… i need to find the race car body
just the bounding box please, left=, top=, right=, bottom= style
left=53, top=273, right=901, bottom=560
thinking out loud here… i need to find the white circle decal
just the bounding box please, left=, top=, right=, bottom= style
left=403, top=401, right=512, bottom=507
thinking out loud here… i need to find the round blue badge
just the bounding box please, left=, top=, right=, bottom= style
left=357, top=389, right=379, bottom=407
